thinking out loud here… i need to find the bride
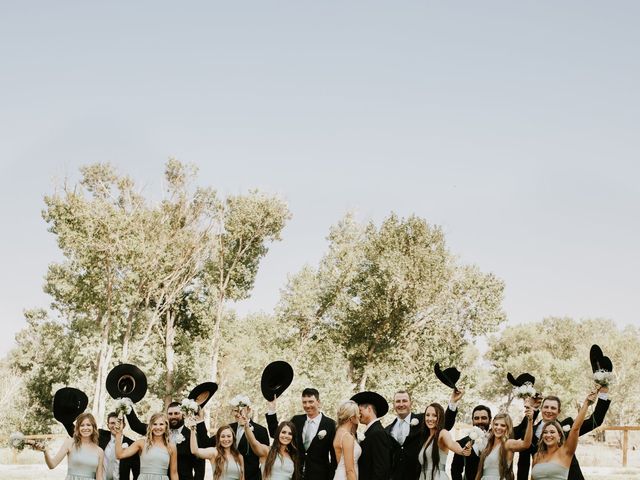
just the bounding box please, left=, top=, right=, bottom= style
left=333, top=400, right=361, bottom=480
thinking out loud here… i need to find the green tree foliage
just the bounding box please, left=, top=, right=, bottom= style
left=277, top=212, right=507, bottom=393
left=483, top=317, right=640, bottom=425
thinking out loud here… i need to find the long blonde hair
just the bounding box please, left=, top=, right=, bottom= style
left=73, top=413, right=99, bottom=449
left=336, top=400, right=359, bottom=426
left=475, top=413, right=514, bottom=480
left=145, top=412, right=170, bottom=451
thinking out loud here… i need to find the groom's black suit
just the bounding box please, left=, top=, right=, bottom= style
left=385, top=407, right=457, bottom=480
left=266, top=412, right=337, bottom=480
left=514, top=398, right=610, bottom=480
left=127, top=408, right=209, bottom=480
left=359, top=419, right=392, bottom=480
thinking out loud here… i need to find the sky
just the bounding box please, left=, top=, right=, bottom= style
left=1, top=1, right=639, bottom=357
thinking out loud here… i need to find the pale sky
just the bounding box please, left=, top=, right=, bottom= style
left=1, top=1, right=639, bottom=357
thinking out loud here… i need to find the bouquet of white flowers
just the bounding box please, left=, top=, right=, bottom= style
left=513, top=383, right=536, bottom=399
left=467, top=426, right=488, bottom=451
left=593, top=369, right=614, bottom=387
left=9, top=432, right=27, bottom=450
left=229, top=395, right=252, bottom=409
left=114, top=397, right=133, bottom=418
left=180, top=398, right=199, bottom=417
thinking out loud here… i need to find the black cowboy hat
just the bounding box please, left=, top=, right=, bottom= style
left=188, top=382, right=218, bottom=408
left=260, top=361, right=294, bottom=401
left=106, top=363, right=148, bottom=403
left=434, top=363, right=461, bottom=390
left=351, top=391, right=389, bottom=418
left=53, top=387, right=88, bottom=425
left=507, top=372, right=536, bottom=387
left=590, top=344, right=613, bottom=373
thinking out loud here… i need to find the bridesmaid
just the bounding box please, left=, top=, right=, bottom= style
left=419, top=403, right=471, bottom=480
left=116, top=412, right=178, bottom=480
left=332, top=400, right=360, bottom=480
left=474, top=406, right=533, bottom=480
left=531, top=389, right=598, bottom=480
left=238, top=411, right=300, bottom=480
left=37, top=412, right=105, bottom=480
left=189, top=423, right=245, bottom=480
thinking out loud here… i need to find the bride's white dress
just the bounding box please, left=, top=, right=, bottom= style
left=333, top=433, right=361, bottom=480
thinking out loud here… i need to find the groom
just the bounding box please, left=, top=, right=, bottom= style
left=351, top=391, right=392, bottom=480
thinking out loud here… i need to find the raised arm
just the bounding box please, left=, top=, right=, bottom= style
left=265, top=396, right=279, bottom=439
left=188, top=425, right=217, bottom=460
left=439, top=429, right=471, bottom=456
left=115, top=425, right=143, bottom=460
left=240, top=412, right=270, bottom=459
left=125, top=407, right=148, bottom=436
left=565, top=390, right=598, bottom=457
left=578, top=386, right=610, bottom=436
left=37, top=437, right=72, bottom=469
left=445, top=388, right=464, bottom=430
left=506, top=407, right=533, bottom=452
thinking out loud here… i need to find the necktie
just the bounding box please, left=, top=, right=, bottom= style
left=397, top=419, right=408, bottom=445
left=236, top=425, right=245, bottom=447
left=303, top=419, right=314, bottom=450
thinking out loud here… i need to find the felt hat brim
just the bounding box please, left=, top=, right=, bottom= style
left=106, top=363, right=148, bottom=403
left=188, top=382, right=218, bottom=408
left=261, top=361, right=294, bottom=401
left=351, top=391, right=389, bottom=418
left=53, top=387, right=88, bottom=425
left=434, top=363, right=460, bottom=390
left=507, top=372, right=535, bottom=387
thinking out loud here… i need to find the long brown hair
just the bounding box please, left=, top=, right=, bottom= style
left=213, top=425, right=243, bottom=480
left=73, top=413, right=99, bottom=449
left=475, top=413, right=514, bottom=480
left=420, top=403, right=445, bottom=480
left=534, top=421, right=566, bottom=460
left=264, top=421, right=300, bottom=480
left=145, top=412, right=170, bottom=451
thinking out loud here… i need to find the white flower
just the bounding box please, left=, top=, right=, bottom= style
left=467, top=427, right=489, bottom=451
left=410, top=418, right=419, bottom=426
left=180, top=398, right=199, bottom=417
left=357, top=432, right=365, bottom=442
left=229, top=395, right=252, bottom=408
left=593, top=369, right=613, bottom=387
left=121, top=442, right=129, bottom=449
left=317, top=430, right=327, bottom=440
left=173, top=433, right=185, bottom=444
left=513, top=383, right=537, bottom=399
left=562, top=425, right=571, bottom=432
left=9, top=432, right=26, bottom=450
left=114, top=398, right=133, bottom=417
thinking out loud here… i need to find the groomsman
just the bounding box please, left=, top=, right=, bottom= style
left=225, top=398, right=270, bottom=480
left=352, top=391, right=392, bottom=480
left=386, top=389, right=461, bottom=480
left=450, top=405, right=491, bottom=480
left=514, top=386, right=611, bottom=480
left=266, top=388, right=337, bottom=480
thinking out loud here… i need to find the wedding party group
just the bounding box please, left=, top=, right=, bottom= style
left=19, top=345, right=613, bottom=480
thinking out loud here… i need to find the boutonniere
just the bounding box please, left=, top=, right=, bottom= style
left=317, top=430, right=327, bottom=440
left=121, top=442, right=129, bottom=449
left=410, top=418, right=419, bottom=426
left=357, top=432, right=365, bottom=442
left=249, top=424, right=254, bottom=432
left=174, top=433, right=185, bottom=444
left=562, top=425, right=571, bottom=432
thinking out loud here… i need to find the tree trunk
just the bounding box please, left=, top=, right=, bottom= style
left=164, top=310, right=176, bottom=408
left=121, top=309, right=136, bottom=361
left=92, top=315, right=113, bottom=420
left=209, top=294, right=225, bottom=382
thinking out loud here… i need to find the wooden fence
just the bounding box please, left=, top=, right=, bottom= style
left=602, top=426, right=640, bottom=467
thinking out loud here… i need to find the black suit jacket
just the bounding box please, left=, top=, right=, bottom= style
left=98, top=429, right=140, bottom=480
left=225, top=421, right=270, bottom=480
left=266, top=412, right=337, bottom=480
left=127, top=408, right=209, bottom=480
left=450, top=435, right=479, bottom=480
left=385, top=408, right=457, bottom=480
left=515, top=398, right=610, bottom=480
left=359, top=419, right=392, bottom=480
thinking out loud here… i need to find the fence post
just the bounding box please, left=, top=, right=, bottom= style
left=622, top=428, right=629, bottom=467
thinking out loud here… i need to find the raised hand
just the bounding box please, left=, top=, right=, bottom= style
left=184, top=416, right=197, bottom=430
left=451, top=388, right=465, bottom=404
left=461, top=441, right=472, bottom=456
left=267, top=394, right=277, bottom=412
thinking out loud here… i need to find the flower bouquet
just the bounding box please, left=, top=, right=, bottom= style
left=513, top=382, right=536, bottom=399
left=180, top=398, right=199, bottom=417
left=114, top=397, right=133, bottom=418
left=593, top=369, right=614, bottom=387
